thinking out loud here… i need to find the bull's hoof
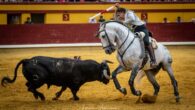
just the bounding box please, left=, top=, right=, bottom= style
left=52, top=92, right=60, bottom=100
left=40, top=97, right=45, bottom=101
left=52, top=97, right=58, bottom=101
left=70, top=97, right=80, bottom=101
left=55, top=92, right=60, bottom=97
left=74, top=97, right=79, bottom=101
left=39, top=95, right=46, bottom=101
left=119, top=88, right=127, bottom=95
left=33, top=94, right=39, bottom=100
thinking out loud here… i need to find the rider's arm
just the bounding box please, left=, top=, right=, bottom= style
left=114, top=3, right=135, bottom=25
left=115, top=3, right=120, bottom=9
left=114, top=3, right=120, bottom=21
left=123, top=11, right=135, bottom=25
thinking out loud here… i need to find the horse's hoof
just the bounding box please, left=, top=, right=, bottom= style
left=136, top=96, right=142, bottom=104
left=136, top=90, right=142, bottom=96
left=120, top=88, right=127, bottom=95
left=176, top=96, right=181, bottom=103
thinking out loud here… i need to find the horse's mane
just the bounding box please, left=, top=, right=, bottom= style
left=100, top=20, right=130, bottom=29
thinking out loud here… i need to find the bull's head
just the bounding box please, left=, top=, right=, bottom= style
left=100, top=60, right=113, bottom=84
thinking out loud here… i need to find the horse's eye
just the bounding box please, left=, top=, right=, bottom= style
left=102, top=35, right=105, bottom=38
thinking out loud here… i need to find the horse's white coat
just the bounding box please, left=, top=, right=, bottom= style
left=98, top=22, right=171, bottom=70
left=98, top=22, right=180, bottom=103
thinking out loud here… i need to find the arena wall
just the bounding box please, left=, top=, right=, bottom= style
left=0, top=23, right=194, bottom=46
left=0, top=2, right=195, bottom=24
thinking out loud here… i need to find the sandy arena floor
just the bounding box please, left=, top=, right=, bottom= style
left=0, top=46, right=195, bottom=110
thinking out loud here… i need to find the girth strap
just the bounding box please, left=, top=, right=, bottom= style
left=118, top=37, right=137, bottom=68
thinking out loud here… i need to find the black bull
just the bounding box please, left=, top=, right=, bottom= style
left=1, top=56, right=112, bottom=101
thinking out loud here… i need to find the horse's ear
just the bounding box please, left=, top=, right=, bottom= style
left=94, top=32, right=99, bottom=38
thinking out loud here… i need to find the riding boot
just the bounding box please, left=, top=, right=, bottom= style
left=146, top=43, right=157, bottom=68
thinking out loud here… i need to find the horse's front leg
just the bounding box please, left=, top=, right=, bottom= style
left=129, top=64, right=142, bottom=96
left=112, top=65, right=127, bottom=95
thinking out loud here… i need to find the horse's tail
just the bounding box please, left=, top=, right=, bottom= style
left=1, top=59, right=28, bottom=87
left=135, top=70, right=145, bottom=85
left=135, top=62, right=163, bottom=85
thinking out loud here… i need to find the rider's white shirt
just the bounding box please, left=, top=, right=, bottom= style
left=124, top=10, right=145, bottom=26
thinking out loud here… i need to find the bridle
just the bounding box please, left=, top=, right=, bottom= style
left=97, top=21, right=138, bottom=68
left=97, top=24, right=115, bottom=50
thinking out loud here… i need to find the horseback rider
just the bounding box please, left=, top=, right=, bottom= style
left=114, top=3, right=157, bottom=67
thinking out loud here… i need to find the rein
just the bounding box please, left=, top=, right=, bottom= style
left=99, top=24, right=115, bottom=49
left=99, top=21, right=139, bottom=68
left=118, top=28, right=130, bottom=49
left=118, top=37, right=137, bottom=68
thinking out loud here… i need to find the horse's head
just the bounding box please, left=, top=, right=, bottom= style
left=96, top=22, right=117, bottom=54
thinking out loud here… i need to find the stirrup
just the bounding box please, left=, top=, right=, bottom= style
left=150, top=61, right=157, bottom=68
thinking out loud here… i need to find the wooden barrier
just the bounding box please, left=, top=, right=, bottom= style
left=0, top=23, right=194, bottom=45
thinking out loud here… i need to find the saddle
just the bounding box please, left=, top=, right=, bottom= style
left=151, top=37, right=158, bottom=49
left=139, top=37, right=158, bottom=70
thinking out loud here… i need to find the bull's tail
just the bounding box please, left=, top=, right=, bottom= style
left=1, top=59, right=28, bottom=87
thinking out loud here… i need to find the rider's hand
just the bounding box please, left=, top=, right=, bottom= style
left=135, top=32, right=139, bottom=37
left=115, top=3, right=120, bottom=8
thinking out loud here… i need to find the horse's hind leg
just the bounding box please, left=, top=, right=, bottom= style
left=163, top=62, right=180, bottom=102
left=145, top=70, right=160, bottom=96
left=52, top=86, right=67, bottom=100
left=145, top=63, right=162, bottom=96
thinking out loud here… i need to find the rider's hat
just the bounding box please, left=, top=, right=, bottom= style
left=116, top=8, right=126, bottom=13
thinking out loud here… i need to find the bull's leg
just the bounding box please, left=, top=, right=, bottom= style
left=112, top=65, right=127, bottom=95
left=24, top=64, right=48, bottom=101
left=163, top=63, right=180, bottom=102
left=26, top=82, right=38, bottom=99
left=52, top=86, right=67, bottom=100
left=129, top=64, right=142, bottom=96
left=145, top=70, right=160, bottom=96
left=70, top=88, right=79, bottom=101
left=26, top=82, right=45, bottom=101
left=28, top=87, right=45, bottom=101
left=26, top=82, right=39, bottom=99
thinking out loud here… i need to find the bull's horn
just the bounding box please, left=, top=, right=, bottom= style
left=103, top=69, right=111, bottom=80
left=102, top=60, right=114, bottom=64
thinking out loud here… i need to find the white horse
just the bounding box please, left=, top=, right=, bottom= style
left=96, top=21, right=180, bottom=102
